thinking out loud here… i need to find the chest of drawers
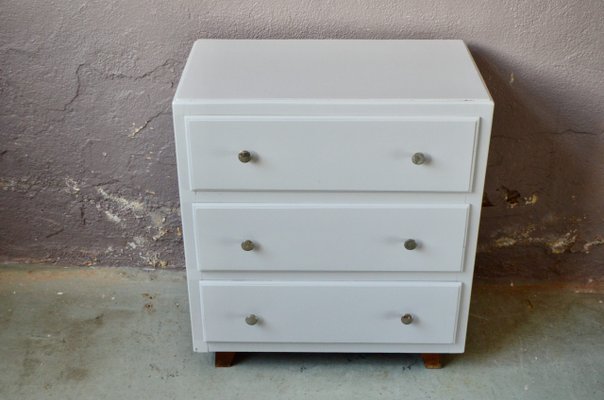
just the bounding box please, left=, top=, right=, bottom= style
left=172, top=39, right=493, bottom=368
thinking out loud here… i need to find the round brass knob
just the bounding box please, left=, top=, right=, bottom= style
left=245, top=314, right=259, bottom=325
left=401, top=313, right=414, bottom=325
left=404, top=239, right=417, bottom=250
left=238, top=150, right=253, bottom=163
left=411, top=152, right=426, bottom=165
left=241, top=240, right=255, bottom=251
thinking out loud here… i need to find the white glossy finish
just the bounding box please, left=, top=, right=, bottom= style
left=194, top=203, right=470, bottom=272
left=185, top=116, right=479, bottom=192
left=172, top=40, right=494, bottom=354
left=200, top=281, right=462, bottom=344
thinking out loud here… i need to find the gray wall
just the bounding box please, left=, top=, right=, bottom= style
left=1, top=1, right=603, bottom=279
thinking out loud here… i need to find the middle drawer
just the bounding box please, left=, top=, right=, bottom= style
left=193, top=203, right=469, bottom=272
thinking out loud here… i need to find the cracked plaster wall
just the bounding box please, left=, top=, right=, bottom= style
left=1, top=1, right=603, bottom=279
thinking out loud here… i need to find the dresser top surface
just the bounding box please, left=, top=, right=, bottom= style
left=174, top=40, right=492, bottom=104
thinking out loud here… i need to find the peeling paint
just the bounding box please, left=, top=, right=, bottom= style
left=140, top=251, right=168, bottom=269
left=149, top=211, right=166, bottom=227
left=127, top=236, right=148, bottom=249
left=0, top=177, right=16, bottom=191
left=584, top=238, right=604, bottom=254
left=92, top=185, right=180, bottom=266
left=133, top=236, right=147, bottom=247
left=524, top=194, right=538, bottom=206
left=494, top=187, right=538, bottom=208
left=96, top=188, right=145, bottom=213
left=149, top=209, right=170, bottom=240
left=64, top=178, right=81, bottom=194
left=485, top=228, right=591, bottom=255
left=1, top=177, right=34, bottom=192
left=495, top=237, right=517, bottom=248
left=103, top=210, right=121, bottom=224
left=499, top=186, right=521, bottom=208
left=547, top=232, right=578, bottom=254
left=152, top=228, right=169, bottom=241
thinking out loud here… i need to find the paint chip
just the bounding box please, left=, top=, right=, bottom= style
left=96, top=187, right=145, bottom=213
left=524, top=194, right=538, bottom=205
left=104, top=210, right=122, bottom=224
left=496, top=237, right=517, bottom=248
left=548, top=232, right=577, bottom=254
left=64, top=177, right=81, bottom=194
left=583, top=238, right=604, bottom=253
left=500, top=186, right=521, bottom=208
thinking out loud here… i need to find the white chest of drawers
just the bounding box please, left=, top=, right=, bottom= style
left=172, top=39, right=493, bottom=368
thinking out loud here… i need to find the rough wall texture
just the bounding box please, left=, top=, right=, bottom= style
left=1, top=1, right=603, bottom=278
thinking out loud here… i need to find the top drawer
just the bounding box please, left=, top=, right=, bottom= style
left=184, top=117, right=479, bottom=192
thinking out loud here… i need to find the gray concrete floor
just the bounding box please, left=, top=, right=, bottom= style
left=0, top=265, right=602, bottom=400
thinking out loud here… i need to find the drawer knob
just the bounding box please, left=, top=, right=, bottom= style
left=238, top=150, right=253, bottom=163
left=241, top=240, right=256, bottom=251
left=401, top=313, right=414, bottom=325
left=245, top=314, right=259, bottom=325
left=404, top=239, right=417, bottom=250
left=411, top=152, right=426, bottom=165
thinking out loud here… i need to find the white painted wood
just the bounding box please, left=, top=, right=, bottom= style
left=207, top=342, right=466, bottom=354
left=200, top=281, right=462, bottom=344
left=194, top=203, right=470, bottom=272
left=174, top=40, right=491, bottom=102
left=185, top=116, right=479, bottom=192
left=172, top=40, right=494, bottom=355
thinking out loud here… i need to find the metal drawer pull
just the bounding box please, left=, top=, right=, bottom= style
left=238, top=150, right=253, bottom=163
left=241, top=240, right=255, bottom=251
left=411, top=152, right=426, bottom=165
left=245, top=314, right=259, bottom=325
left=401, top=313, right=414, bottom=325
left=404, top=239, right=417, bottom=250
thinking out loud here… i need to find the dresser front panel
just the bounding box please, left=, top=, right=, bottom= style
left=200, top=280, right=462, bottom=344
left=193, top=203, right=470, bottom=272
left=185, top=117, right=479, bottom=192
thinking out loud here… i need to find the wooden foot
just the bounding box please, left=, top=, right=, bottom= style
left=215, top=352, right=237, bottom=368
left=421, top=353, right=442, bottom=369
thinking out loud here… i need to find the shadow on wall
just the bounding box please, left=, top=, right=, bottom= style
left=470, top=47, right=604, bottom=280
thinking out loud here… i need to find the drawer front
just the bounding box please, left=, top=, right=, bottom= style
left=185, top=117, right=478, bottom=192
left=194, top=203, right=469, bottom=272
left=200, top=281, right=462, bottom=344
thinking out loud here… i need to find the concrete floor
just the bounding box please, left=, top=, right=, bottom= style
left=0, top=265, right=602, bottom=400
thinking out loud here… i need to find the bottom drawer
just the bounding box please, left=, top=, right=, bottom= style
left=200, top=281, right=462, bottom=345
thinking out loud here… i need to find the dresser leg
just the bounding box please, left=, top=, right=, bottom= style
left=215, top=352, right=237, bottom=368
left=421, top=353, right=442, bottom=369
